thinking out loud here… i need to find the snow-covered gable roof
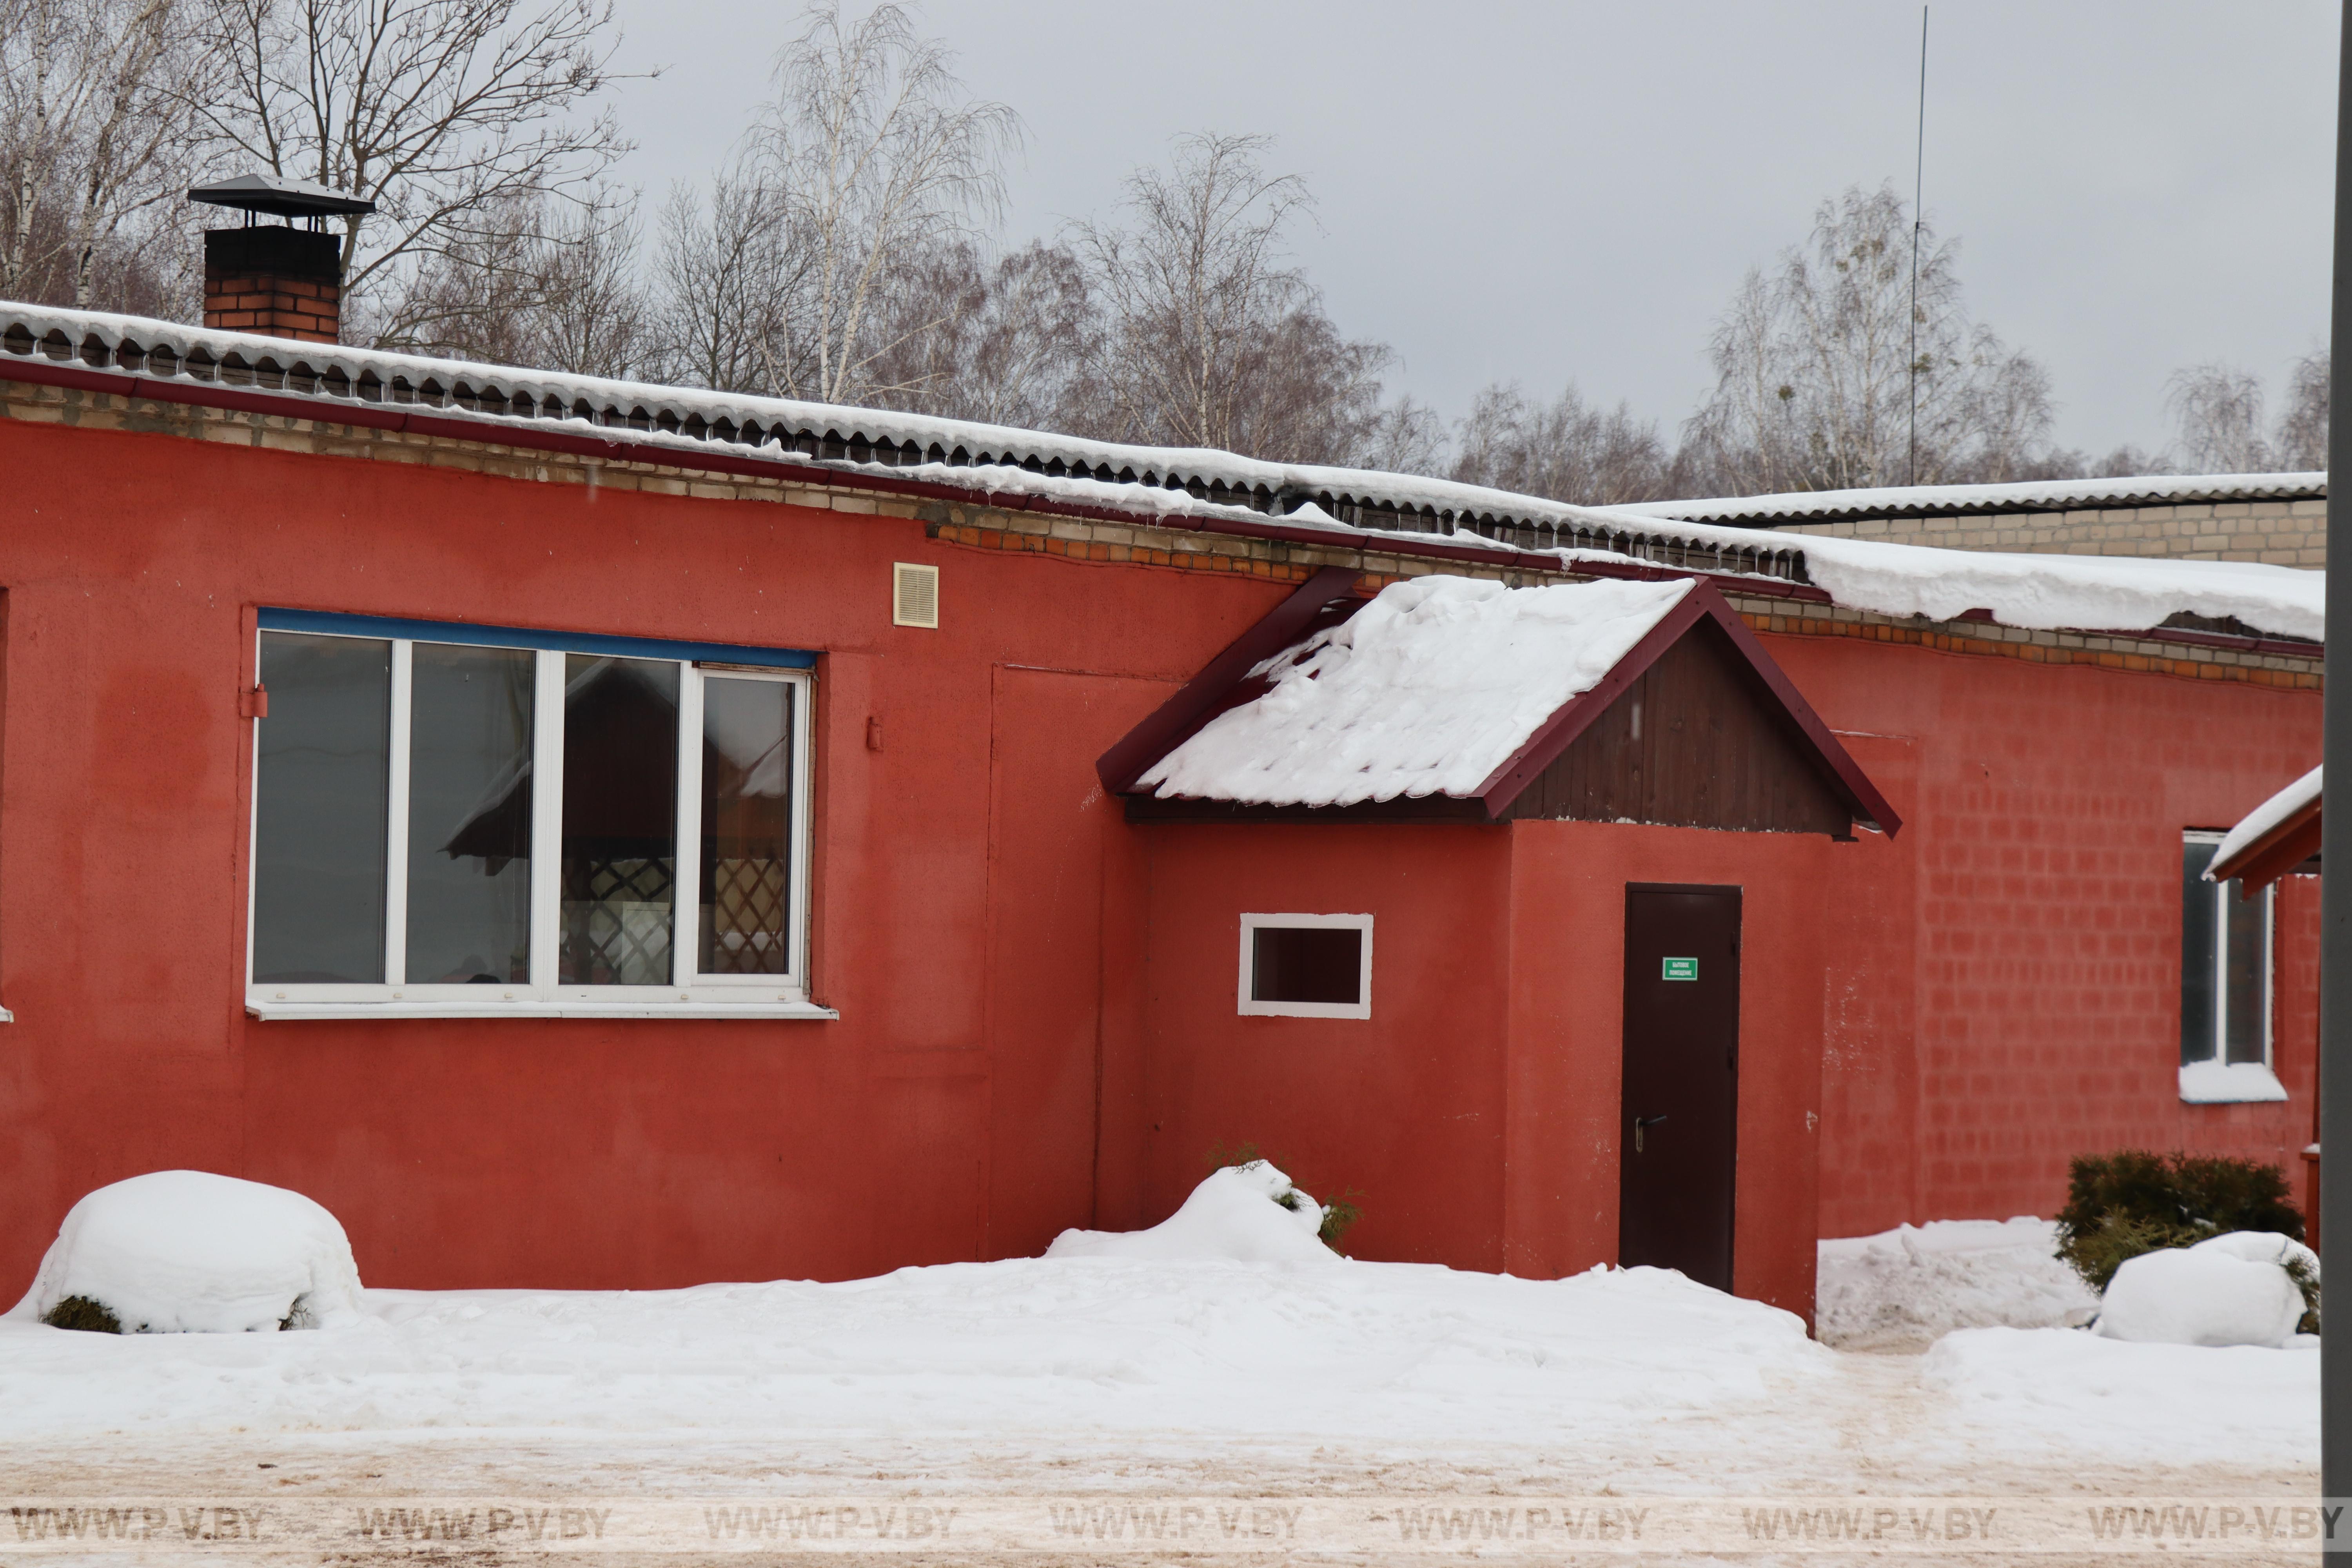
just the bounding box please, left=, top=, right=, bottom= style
left=0, top=301, right=2326, bottom=645
left=1616, top=473, right=2325, bottom=527
left=1140, top=575, right=1694, bottom=808
left=2207, top=765, right=2322, bottom=889
left=1105, top=570, right=1900, bottom=834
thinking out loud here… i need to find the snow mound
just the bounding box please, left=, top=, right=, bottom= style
left=1045, top=1161, right=1339, bottom=1264
left=10, top=1171, right=362, bottom=1333
left=2096, top=1231, right=2318, bottom=1349
left=1816, top=1218, right=2096, bottom=1349
left=1138, top=574, right=1694, bottom=807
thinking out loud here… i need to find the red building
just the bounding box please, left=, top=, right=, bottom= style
left=0, top=299, right=2324, bottom=1326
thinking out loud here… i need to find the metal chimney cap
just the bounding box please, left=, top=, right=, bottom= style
left=188, top=172, right=375, bottom=219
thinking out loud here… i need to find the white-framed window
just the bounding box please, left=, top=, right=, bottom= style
left=2179, top=830, right=2283, bottom=1102
left=1238, top=913, right=1373, bottom=1020
left=245, top=610, right=828, bottom=1020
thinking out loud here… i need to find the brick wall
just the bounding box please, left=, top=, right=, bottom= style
left=1777, top=498, right=2326, bottom=568
left=200, top=271, right=341, bottom=344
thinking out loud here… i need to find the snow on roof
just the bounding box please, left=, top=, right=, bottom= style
left=2208, top=765, right=2322, bottom=880
left=0, top=301, right=2327, bottom=645
left=1617, top=472, right=2325, bottom=526
left=1720, top=526, right=2325, bottom=643
left=1136, top=575, right=1695, bottom=807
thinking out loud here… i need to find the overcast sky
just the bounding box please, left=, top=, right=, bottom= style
left=603, top=1, right=2335, bottom=459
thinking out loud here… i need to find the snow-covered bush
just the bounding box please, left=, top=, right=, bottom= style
left=2096, top=1230, right=2319, bottom=1349
left=11, top=1171, right=362, bottom=1334
left=1044, top=1160, right=1341, bottom=1263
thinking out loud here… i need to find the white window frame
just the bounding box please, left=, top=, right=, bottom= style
left=1238, top=912, right=1374, bottom=1020
left=2179, top=829, right=2278, bottom=1099
left=245, top=626, right=829, bottom=1022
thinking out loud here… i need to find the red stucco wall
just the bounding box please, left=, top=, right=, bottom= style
left=1767, top=635, right=2325, bottom=1239
left=0, top=417, right=1265, bottom=1294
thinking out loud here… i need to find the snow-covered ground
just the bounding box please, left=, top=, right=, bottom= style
left=0, top=1181, right=2316, bottom=1562
left=0, top=1253, right=2314, bottom=1503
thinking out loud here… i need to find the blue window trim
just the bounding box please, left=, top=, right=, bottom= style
left=258, top=608, right=818, bottom=670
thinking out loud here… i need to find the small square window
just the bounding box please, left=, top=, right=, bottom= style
left=1238, top=913, right=1372, bottom=1019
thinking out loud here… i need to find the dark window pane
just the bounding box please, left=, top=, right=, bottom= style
left=559, top=656, right=678, bottom=985
left=1252, top=926, right=1363, bottom=1005
left=2225, top=881, right=2271, bottom=1065
left=253, top=633, right=389, bottom=983
left=407, top=644, right=534, bottom=984
left=2181, top=839, right=2218, bottom=1065
left=699, top=677, right=794, bottom=976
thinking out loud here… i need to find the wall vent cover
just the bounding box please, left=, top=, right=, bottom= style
left=893, top=562, right=939, bottom=628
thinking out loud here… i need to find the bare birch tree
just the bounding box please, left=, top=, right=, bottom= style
left=1681, top=183, right=2055, bottom=492
left=0, top=0, right=204, bottom=310
left=185, top=0, right=635, bottom=341
left=1073, top=132, right=1396, bottom=463
left=739, top=1, right=1019, bottom=405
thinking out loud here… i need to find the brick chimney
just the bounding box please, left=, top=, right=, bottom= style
left=188, top=173, right=376, bottom=346
left=203, top=226, right=343, bottom=343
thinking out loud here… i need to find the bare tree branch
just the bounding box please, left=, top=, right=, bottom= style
left=183, top=0, right=640, bottom=343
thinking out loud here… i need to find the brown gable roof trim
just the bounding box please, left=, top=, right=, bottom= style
left=0, top=302, right=2323, bottom=661
left=1470, top=582, right=1900, bottom=832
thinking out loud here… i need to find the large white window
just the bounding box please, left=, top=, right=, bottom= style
left=2179, top=831, right=2282, bottom=1102
left=246, top=611, right=825, bottom=1019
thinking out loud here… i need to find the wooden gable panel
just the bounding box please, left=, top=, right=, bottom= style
left=1500, top=617, right=1855, bottom=837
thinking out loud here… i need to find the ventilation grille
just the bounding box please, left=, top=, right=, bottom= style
left=893, top=562, right=940, bottom=628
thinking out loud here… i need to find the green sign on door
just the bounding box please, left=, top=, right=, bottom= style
left=1662, top=957, right=1699, bottom=982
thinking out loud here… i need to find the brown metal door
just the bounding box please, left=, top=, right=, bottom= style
left=1618, top=884, right=1740, bottom=1291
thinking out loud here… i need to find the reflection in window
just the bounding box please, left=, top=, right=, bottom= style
left=408, top=644, right=534, bottom=984
left=559, top=655, right=678, bottom=985
left=253, top=632, right=390, bottom=982
left=700, top=677, right=794, bottom=975
left=2182, top=833, right=2272, bottom=1067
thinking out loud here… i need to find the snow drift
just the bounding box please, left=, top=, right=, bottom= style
left=1815, top=1219, right=2096, bottom=1349
left=9, top=1170, right=362, bottom=1333
left=2096, top=1230, right=2318, bottom=1349
left=1045, top=1161, right=1339, bottom=1263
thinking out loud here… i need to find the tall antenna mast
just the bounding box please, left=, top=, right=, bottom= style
left=1908, top=6, right=1929, bottom=486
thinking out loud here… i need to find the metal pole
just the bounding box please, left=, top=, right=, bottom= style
left=2324, top=0, right=2350, bottom=1516
left=1908, top=7, right=1927, bottom=488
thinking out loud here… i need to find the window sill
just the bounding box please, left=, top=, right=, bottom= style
left=246, top=998, right=838, bottom=1022
left=2178, top=1060, right=2288, bottom=1104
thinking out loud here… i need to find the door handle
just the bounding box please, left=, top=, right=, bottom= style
left=1634, top=1114, right=1667, bottom=1153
